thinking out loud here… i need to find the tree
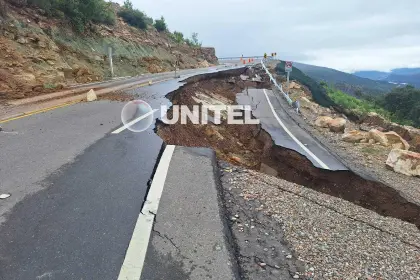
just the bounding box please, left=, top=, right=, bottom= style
left=26, top=0, right=116, bottom=32
left=172, top=31, right=184, bottom=43
left=117, top=1, right=148, bottom=30
left=154, top=16, right=167, bottom=32
left=123, top=0, right=133, bottom=10
left=185, top=32, right=201, bottom=47
left=191, top=32, right=201, bottom=47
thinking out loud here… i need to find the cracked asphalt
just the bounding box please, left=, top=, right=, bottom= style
left=141, top=147, right=238, bottom=280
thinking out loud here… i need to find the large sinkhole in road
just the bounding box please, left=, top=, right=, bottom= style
left=154, top=68, right=420, bottom=230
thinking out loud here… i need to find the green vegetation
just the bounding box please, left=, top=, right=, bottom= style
left=324, top=83, right=393, bottom=119
left=185, top=32, right=202, bottom=47
left=171, top=31, right=185, bottom=43
left=118, top=0, right=148, bottom=30
left=26, top=0, right=116, bottom=32
left=381, top=85, right=420, bottom=127
left=275, top=61, right=333, bottom=107
left=294, top=62, right=395, bottom=96
left=169, top=31, right=202, bottom=47
left=324, top=84, right=418, bottom=127
left=154, top=16, right=167, bottom=32
left=361, top=146, right=381, bottom=155
left=43, top=83, right=57, bottom=89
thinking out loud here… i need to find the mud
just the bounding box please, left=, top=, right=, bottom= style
left=156, top=69, right=420, bottom=230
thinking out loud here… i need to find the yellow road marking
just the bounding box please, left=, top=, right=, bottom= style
left=0, top=101, right=78, bottom=124
left=0, top=76, right=175, bottom=124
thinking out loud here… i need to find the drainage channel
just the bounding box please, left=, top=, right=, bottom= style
left=153, top=66, right=420, bottom=231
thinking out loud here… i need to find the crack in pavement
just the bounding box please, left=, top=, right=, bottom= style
left=152, top=228, right=181, bottom=252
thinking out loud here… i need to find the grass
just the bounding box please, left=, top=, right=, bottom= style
left=43, top=83, right=57, bottom=89
left=361, top=146, right=381, bottom=155
left=324, top=85, right=413, bottom=126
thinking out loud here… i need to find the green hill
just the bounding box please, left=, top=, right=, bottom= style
left=294, top=62, right=396, bottom=96
left=275, top=61, right=333, bottom=107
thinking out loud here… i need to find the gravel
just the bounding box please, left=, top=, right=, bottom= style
left=222, top=166, right=420, bottom=280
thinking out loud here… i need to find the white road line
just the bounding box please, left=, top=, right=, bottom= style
left=117, top=145, right=176, bottom=280
left=263, top=89, right=330, bottom=170
left=112, top=109, right=158, bottom=134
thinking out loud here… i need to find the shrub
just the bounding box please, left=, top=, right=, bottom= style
left=184, top=32, right=202, bottom=47
left=154, top=16, right=166, bottom=32
left=171, top=31, right=184, bottom=43
left=26, top=0, right=116, bottom=32
left=118, top=8, right=147, bottom=30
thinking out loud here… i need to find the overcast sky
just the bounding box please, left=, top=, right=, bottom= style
left=114, top=0, right=420, bottom=73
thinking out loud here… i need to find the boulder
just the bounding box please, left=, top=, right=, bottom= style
left=342, top=130, right=368, bottom=143
left=16, top=37, right=28, bottom=44
left=86, top=89, right=97, bottom=102
left=289, top=81, right=301, bottom=89
left=386, top=123, right=410, bottom=140
left=328, top=118, right=346, bottom=132
left=13, top=73, right=36, bottom=84
left=407, top=127, right=420, bottom=152
left=363, top=112, right=388, bottom=127
left=315, top=116, right=333, bottom=128
left=384, top=131, right=410, bottom=150
left=369, top=129, right=388, bottom=146
left=386, top=149, right=420, bottom=177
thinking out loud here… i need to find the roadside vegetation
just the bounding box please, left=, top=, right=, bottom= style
left=275, top=61, right=333, bottom=107
left=9, top=0, right=201, bottom=42
left=277, top=61, right=420, bottom=128
left=26, top=0, right=116, bottom=32
left=324, top=83, right=419, bottom=127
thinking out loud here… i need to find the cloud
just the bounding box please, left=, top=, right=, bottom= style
left=113, top=0, right=420, bottom=71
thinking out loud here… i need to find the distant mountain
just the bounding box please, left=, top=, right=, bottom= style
left=391, top=68, right=420, bottom=76
left=386, top=73, right=420, bottom=87
left=354, top=68, right=420, bottom=87
left=294, top=62, right=395, bottom=96
left=353, top=70, right=389, bottom=80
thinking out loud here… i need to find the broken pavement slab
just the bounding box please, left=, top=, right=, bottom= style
left=140, top=147, right=238, bottom=280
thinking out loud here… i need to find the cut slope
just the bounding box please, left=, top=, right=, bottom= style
left=0, top=0, right=217, bottom=100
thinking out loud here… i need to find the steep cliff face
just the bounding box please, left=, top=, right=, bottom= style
left=0, top=0, right=218, bottom=99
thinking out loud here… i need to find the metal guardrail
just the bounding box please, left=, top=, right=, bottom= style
left=261, top=60, right=293, bottom=105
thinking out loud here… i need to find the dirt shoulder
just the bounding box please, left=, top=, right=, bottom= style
left=219, top=163, right=420, bottom=279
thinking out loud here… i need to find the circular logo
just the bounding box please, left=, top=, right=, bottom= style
left=121, top=100, right=154, bottom=133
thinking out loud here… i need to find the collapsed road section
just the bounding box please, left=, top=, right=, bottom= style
left=152, top=65, right=420, bottom=279
left=156, top=65, right=420, bottom=230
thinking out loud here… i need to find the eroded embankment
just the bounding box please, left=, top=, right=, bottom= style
left=155, top=68, right=420, bottom=230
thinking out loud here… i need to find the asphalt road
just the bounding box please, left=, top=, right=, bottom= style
left=0, top=61, right=348, bottom=279
left=0, top=63, right=244, bottom=279
left=237, top=88, right=347, bottom=170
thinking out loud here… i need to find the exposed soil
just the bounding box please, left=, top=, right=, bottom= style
left=156, top=69, right=420, bottom=230
left=0, top=0, right=218, bottom=100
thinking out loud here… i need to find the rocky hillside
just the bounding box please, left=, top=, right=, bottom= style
left=0, top=0, right=218, bottom=99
